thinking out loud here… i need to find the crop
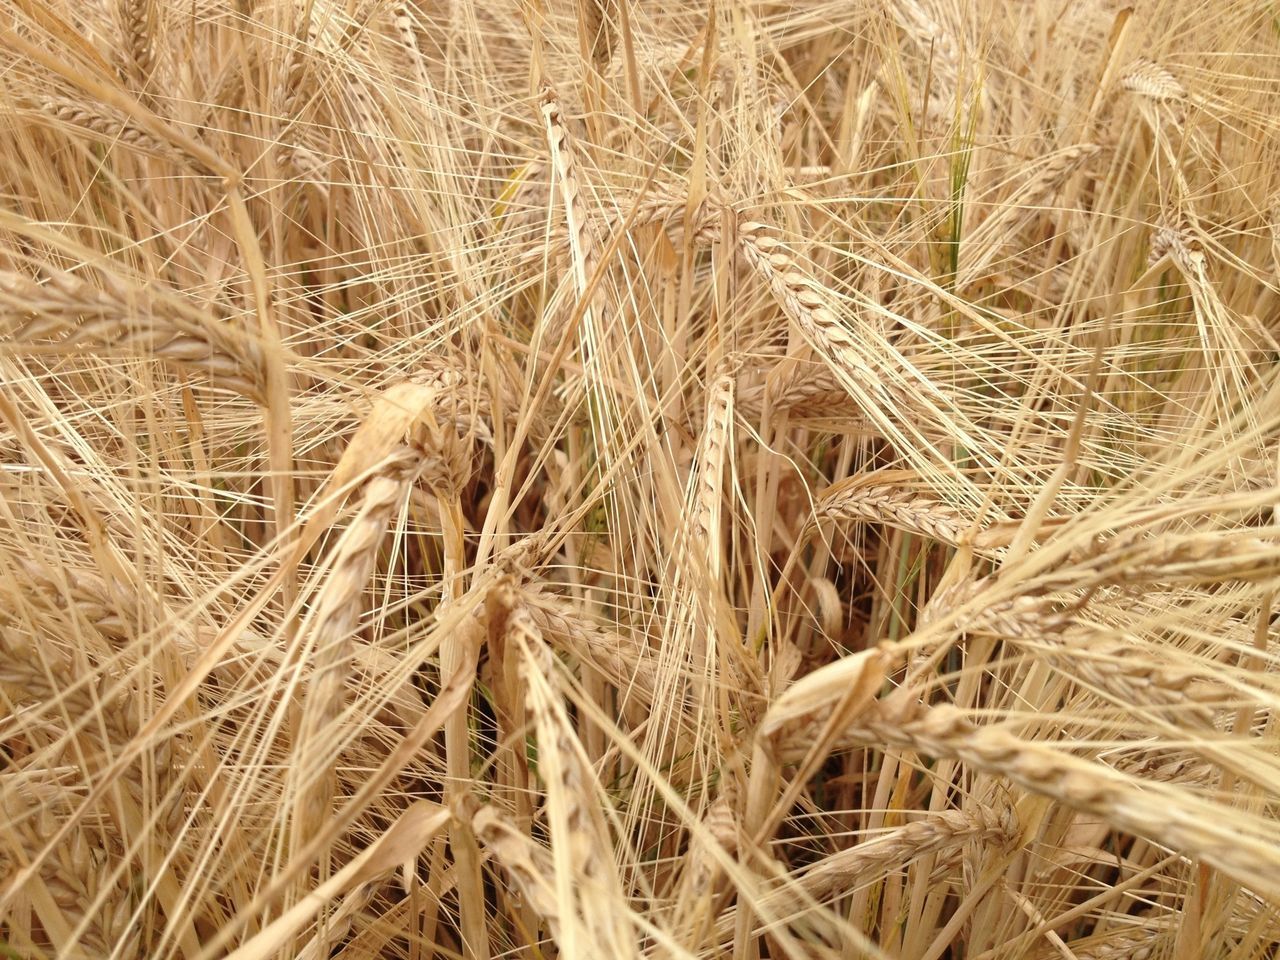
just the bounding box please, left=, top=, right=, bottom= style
left=2, top=1, right=1279, bottom=958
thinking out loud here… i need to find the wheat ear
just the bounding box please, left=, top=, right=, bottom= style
left=737, top=218, right=987, bottom=467
left=21, top=95, right=176, bottom=159
left=0, top=789, right=141, bottom=959
left=736, top=361, right=863, bottom=422
left=291, top=375, right=475, bottom=849
left=505, top=596, right=641, bottom=957
left=1033, top=924, right=1170, bottom=960
left=472, top=805, right=566, bottom=937
left=672, top=780, right=740, bottom=948
left=713, top=804, right=1017, bottom=942
left=1, top=268, right=268, bottom=400
left=116, top=0, right=157, bottom=97
left=1077, top=528, right=1280, bottom=587
left=1122, top=58, right=1188, bottom=103
left=290, top=451, right=426, bottom=838
left=958, top=144, right=1100, bottom=289
left=1029, top=626, right=1234, bottom=725
left=833, top=698, right=1280, bottom=900
left=812, top=472, right=985, bottom=548
left=522, top=589, right=661, bottom=701
left=539, top=84, right=605, bottom=349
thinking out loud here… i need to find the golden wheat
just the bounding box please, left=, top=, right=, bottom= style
left=3, top=1, right=1280, bottom=957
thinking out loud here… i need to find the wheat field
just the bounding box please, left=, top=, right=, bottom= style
left=1, top=0, right=1279, bottom=957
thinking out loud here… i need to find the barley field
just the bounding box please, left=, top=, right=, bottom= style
left=2, top=0, right=1280, bottom=957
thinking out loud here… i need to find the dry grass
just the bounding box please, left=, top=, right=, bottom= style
left=2, top=1, right=1280, bottom=958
